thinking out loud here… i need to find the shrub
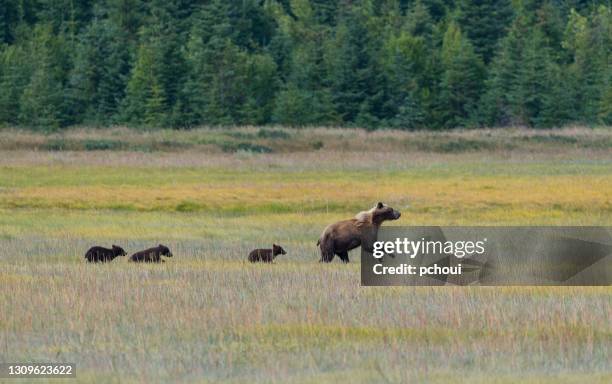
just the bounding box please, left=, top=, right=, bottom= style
left=83, top=139, right=124, bottom=151
left=220, top=141, right=273, bottom=153
left=257, top=129, right=291, bottom=139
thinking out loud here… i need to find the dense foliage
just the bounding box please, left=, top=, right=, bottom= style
left=0, top=0, right=610, bottom=130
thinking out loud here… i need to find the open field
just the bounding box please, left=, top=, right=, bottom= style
left=0, top=127, right=611, bottom=383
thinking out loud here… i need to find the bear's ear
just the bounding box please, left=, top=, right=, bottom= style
left=273, top=243, right=278, bottom=248
left=112, top=244, right=118, bottom=248
left=377, top=202, right=384, bottom=209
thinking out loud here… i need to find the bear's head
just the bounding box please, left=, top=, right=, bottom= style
left=371, top=202, right=401, bottom=225
left=272, top=244, right=287, bottom=256
left=159, top=244, right=173, bottom=257
left=112, top=245, right=127, bottom=257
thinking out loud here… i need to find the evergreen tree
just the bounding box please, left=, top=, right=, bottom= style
left=18, top=25, right=68, bottom=129
left=181, top=1, right=241, bottom=125
left=230, top=0, right=277, bottom=50
left=181, top=1, right=281, bottom=126
left=0, top=0, right=609, bottom=129
left=382, top=31, right=428, bottom=128
left=455, top=0, right=514, bottom=63
left=482, top=1, right=567, bottom=127
left=121, top=0, right=188, bottom=126
left=563, top=6, right=611, bottom=124
left=241, top=52, right=279, bottom=124
left=516, top=30, right=565, bottom=127
left=0, top=0, right=20, bottom=44
left=271, top=0, right=337, bottom=126
left=147, top=0, right=188, bottom=126
left=405, top=0, right=435, bottom=38
left=273, top=84, right=335, bottom=126
left=438, top=22, right=485, bottom=127
left=537, top=58, right=574, bottom=127
left=402, top=0, right=445, bottom=127
left=35, top=0, right=94, bottom=37
left=310, top=0, right=340, bottom=25
left=420, top=0, right=453, bottom=22
left=0, top=44, right=32, bottom=125
left=106, top=0, right=145, bottom=39
left=66, top=7, right=131, bottom=124
left=121, top=42, right=167, bottom=126
left=328, top=6, right=390, bottom=126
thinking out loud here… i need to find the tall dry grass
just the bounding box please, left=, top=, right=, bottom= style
left=0, top=127, right=610, bottom=383
left=1, top=260, right=610, bottom=383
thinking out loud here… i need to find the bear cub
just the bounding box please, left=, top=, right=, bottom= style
left=129, top=244, right=173, bottom=263
left=248, top=244, right=287, bottom=263
left=85, top=245, right=127, bottom=263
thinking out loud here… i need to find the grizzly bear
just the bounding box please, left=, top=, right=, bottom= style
left=248, top=244, right=287, bottom=263
left=84, top=245, right=127, bottom=263
left=317, top=202, right=401, bottom=263
left=129, top=244, right=173, bottom=263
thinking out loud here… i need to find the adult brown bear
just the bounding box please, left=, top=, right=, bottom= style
left=317, top=202, right=401, bottom=263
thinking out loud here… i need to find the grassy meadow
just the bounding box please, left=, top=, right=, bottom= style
left=0, top=127, right=611, bottom=383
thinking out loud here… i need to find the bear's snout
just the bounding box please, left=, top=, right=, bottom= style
left=394, top=211, right=401, bottom=219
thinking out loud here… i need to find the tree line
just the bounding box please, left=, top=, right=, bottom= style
left=0, top=0, right=610, bottom=130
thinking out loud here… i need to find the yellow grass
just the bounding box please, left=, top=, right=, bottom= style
left=1, top=173, right=610, bottom=214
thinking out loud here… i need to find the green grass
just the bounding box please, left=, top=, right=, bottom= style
left=0, top=127, right=611, bottom=383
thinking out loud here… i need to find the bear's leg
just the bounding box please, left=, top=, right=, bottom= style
left=318, top=234, right=335, bottom=263
left=319, top=237, right=335, bottom=263
left=319, top=246, right=328, bottom=262
left=337, top=251, right=349, bottom=263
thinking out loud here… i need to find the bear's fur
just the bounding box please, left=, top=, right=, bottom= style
left=317, top=202, right=401, bottom=263
left=248, top=244, right=286, bottom=263
left=129, top=244, right=173, bottom=263
left=84, top=245, right=127, bottom=263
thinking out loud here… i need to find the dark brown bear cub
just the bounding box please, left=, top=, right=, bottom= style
left=85, top=245, right=127, bottom=263
left=248, top=244, right=286, bottom=263
left=129, top=244, right=173, bottom=263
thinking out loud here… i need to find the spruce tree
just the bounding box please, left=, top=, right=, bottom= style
left=0, top=43, right=33, bottom=125
left=0, top=0, right=20, bottom=44
left=270, top=0, right=337, bottom=126
left=482, top=2, right=564, bottom=127
left=106, top=0, right=145, bottom=39
left=17, top=25, right=68, bottom=129
left=455, top=0, right=514, bottom=63
left=121, top=42, right=167, bottom=126
left=0, top=0, right=609, bottom=129
left=382, top=31, right=428, bottom=129
left=328, top=6, right=389, bottom=126
left=563, top=6, right=611, bottom=124
left=66, top=7, right=131, bottom=125
left=438, top=22, right=485, bottom=127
